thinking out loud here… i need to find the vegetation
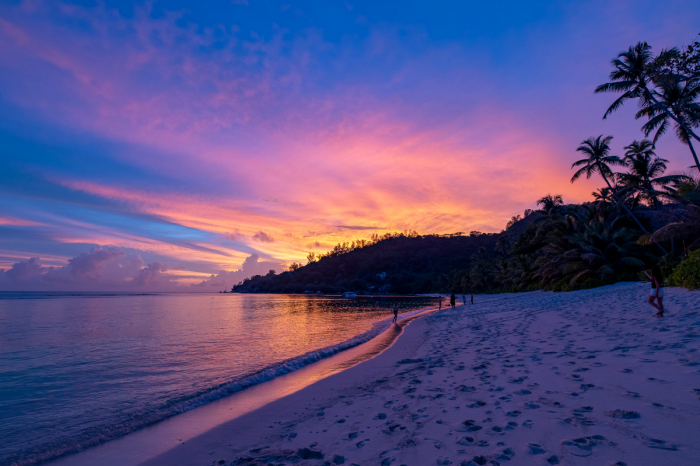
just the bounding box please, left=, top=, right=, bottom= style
left=234, top=34, right=700, bottom=295
left=595, top=37, right=700, bottom=171
left=233, top=231, right=501, bottom=294
left=669, top=250, right=700, bottom=289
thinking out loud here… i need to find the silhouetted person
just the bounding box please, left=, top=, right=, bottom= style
left=462, top=294, right=466, bottom=306
left=470, top=293, right=474, bottom=304
left=644, top=265, right=665, bottom=317
left=450, top=294, right=456, bottom=308
left=392, top=302, right=399, bottom=323
left=438, top=295, right=442, bottom=310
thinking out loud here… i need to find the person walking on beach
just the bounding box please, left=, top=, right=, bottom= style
left=392, top=302, right=399, bottom=323
left=470, top=293, right=474, bottom=304
left=462, top=294, right=466, bottom=306
left=644, top=265, right=665, bottom=317
left=438, top=295, right=442, bottom=310
left=450, top=294, right=456, bottom=308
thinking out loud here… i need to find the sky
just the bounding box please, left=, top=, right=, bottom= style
left=0, top=0, right=698, bottom=291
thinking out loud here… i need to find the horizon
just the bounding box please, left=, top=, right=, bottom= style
left=1, top=0, right=699, bottom=291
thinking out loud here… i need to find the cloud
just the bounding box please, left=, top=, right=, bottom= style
left=337, top=225, right=383, bottom=230
left=132, top=262, right=170, bottom=286
left=0, top=248, right=174, bottom=290
left=253, top=231, right=275, bottom=243
left=66, top=249, right=125, bottom=280
left=195, top=253, right=283, bottom=288
left=3, top=257, right=43, bottom=282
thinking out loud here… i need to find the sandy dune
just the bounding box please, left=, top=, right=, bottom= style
left=144, top=282, right=700, bottom=466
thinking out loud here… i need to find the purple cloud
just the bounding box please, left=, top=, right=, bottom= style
left=196, top=254, right=282, bottom=288
left=253, top=231, right=275, bottom=243
left=3, top=257, right=43, bottom=282
left=132, top=262, right=170, bottom=287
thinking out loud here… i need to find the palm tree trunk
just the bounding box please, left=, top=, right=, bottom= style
left=646, top=179, right=660, bottom=210
left=686, top=139, right=700, bottom=173
left=599, top=169, right=668, bottom=254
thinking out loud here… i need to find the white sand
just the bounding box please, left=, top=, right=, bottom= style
left=131, top=283, right=698, bottom=465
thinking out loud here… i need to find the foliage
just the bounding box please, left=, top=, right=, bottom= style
left=616, top=139, right=689, bottom=209
left=233, top=232, right=499, bottom=294
left=669, top=249, right=700, bottom=289
left=595, top=37, right=700, bottom=171
left=481, top=202, right=657, bottom=293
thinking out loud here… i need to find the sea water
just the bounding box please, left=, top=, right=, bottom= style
left=0, top=292, right=435, bottom=466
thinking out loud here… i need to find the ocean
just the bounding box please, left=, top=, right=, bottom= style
left=0, top=292, right=436, bottom=466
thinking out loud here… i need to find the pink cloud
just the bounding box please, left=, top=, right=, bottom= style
left=0, top=248, right=282, bottom=291
left=195, top=254, right=283, bottom=288
left=132, top=262, right=170, bottom=287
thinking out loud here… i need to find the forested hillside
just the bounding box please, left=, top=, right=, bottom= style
left=232, top=231, right=501, bottom=294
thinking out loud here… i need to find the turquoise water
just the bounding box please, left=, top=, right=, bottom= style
left=0, top=293, right=435, bottom=466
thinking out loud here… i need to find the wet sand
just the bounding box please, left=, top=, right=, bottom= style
left=49, top=307, right=436, bottom=466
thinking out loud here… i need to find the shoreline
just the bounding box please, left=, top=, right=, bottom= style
left=144, top=283, right=698, bottom=465
left=52, top=282, right=700, bottom=465
left=48, top=305, right=438, bottom=466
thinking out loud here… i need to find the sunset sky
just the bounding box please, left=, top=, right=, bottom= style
left=1, top=0, right=698, bottom=290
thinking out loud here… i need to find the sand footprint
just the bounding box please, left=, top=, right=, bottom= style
left=560, top=435, right=614, bottom=457
left=641, top=437, right=678, bottom=451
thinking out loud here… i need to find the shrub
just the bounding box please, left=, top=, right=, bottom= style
left=669, top=250, right=700, bottom=290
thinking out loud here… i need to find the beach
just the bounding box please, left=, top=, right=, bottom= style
left=124, top=282, right=700, bottom=466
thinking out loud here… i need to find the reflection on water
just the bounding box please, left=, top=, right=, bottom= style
left=0, top=293, right=434, bottom=466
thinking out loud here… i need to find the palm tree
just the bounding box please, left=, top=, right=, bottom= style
left=595, top=42, right=700, bottom=171
left=592, top=187, right=613, bottom=203
left=636, top=74, right=700, bottom=171
left=570, top=136, right=668, bottom=255
left=536, top=194, right=564, bottom=215
left=617, top=140, right=689, bottom=209
left=651, top=174, right=700, bottom=252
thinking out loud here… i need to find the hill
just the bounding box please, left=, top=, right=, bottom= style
left=232, top=232, right=500, bottom=294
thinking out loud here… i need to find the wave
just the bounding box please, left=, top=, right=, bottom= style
left=1, top=306, right=431, bottom=466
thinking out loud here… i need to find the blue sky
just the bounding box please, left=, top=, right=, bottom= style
left=0, top=0, right=698, bottom=290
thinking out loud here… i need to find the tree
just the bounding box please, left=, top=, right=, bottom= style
left=505, top=215, right=522, bottom=229
left=616, top=140, right=688, bottom=209
left=536, top=194, right=564, bottom=216
left=289, top=262, right=302, bottom=272
left=595, top=41, right=700, bottom=171
left=636, top=71, right=700, bottom=171
left=534, top=207, right=650, bottom=289
left=570, top=136, right=668, bottom=254
left=592, top=187, right=613, bottom=203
